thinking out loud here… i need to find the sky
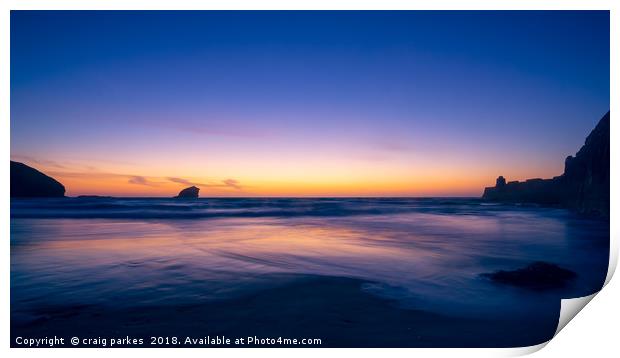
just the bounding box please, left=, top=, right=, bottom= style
left=10, top=11, right=610, bottom=197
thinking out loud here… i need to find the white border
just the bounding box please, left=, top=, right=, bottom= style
left=2, top=1, right=617, bottom=357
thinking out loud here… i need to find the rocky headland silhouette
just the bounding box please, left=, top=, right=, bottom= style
left=9, top=161, right=204, bottom=199
left=10, top=161, right=65, bottom=197
left=483, top=111, right=610, bottom=218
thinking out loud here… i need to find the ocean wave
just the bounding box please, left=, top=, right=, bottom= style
left=9, top=197, right=547, bottom=219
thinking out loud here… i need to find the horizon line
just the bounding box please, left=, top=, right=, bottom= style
left=54, top=195, right=482, bottom=199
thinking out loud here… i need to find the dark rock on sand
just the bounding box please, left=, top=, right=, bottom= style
left=482, top=261, right=577, bottom=290
left=482, top=111, right=610, bottom=218
left=175, top=186, right=199, bottom=198
left=10, top=161, right=65, bottom=197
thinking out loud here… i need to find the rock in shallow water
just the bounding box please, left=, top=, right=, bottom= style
left=482, top=261, right=577, bottom=290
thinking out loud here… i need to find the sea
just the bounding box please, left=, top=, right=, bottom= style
left=10, top=197, right=610, bottom=347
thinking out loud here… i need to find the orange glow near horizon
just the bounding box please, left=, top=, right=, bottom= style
left=10, top=154, right=566, bottom=198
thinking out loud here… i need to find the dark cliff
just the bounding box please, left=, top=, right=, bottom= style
left=175, top=186, right=200, bottom=199
left=10, top=161, right=66, bottom=197
left=560, top=111, right=610, bottom=215
left=482, top=111, right=609, bottom=218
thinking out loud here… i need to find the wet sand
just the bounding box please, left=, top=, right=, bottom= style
left=11, top=275, right=558, bottom=348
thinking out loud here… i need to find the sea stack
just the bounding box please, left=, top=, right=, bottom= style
left=482, top=111, right=610, bottom=218
left=175, top=186, right=199, bottom=199
left=10, top=161, right=66, bottom=197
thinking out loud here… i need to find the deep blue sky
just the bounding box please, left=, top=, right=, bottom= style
left=10, top=11, right=610, bottom=196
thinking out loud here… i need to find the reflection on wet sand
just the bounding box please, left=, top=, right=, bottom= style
left=11, top=198, right=609, bottom=347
